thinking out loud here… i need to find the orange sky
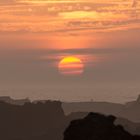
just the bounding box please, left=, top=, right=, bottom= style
left=0, top=0, right=139, bottom=33
left=0, top=0, right=140, bottom=102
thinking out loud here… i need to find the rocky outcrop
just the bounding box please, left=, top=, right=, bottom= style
left=63, top=95, right=140, bottom=122
left=0, top=96, right=30, bottom=105
left=64, top=113, right=140, bottom=140
left=0, top=101, right=66, bottom=140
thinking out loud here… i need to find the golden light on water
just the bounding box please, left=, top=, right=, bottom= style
left=58, top=56, right=84, bottom=75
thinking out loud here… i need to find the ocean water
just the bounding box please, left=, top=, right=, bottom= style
left=0, top=85, right=140, bottom=104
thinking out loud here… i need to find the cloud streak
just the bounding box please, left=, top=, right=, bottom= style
left=0, top=0, right=139, bottom=33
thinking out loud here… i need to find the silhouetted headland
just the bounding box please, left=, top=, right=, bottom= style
left=0, top=100, right=66, bottom=140
left=0, top=96, right=140, bottom=140
left=64, top=113, right=140, bottom=140
left=62, top=95, right=140, bottom=122
left=0, top=96, right=30, bottom=105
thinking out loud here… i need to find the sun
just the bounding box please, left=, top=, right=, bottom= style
left=58, top=56, right=84, bottom=76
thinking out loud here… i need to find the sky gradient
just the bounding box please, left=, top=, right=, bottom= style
left=0, top=0, right=140, bottom=103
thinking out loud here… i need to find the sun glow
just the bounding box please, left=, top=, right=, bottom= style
left=59, top=11, right=99, bottom=19
left=58, top=56, right=84, bottom=75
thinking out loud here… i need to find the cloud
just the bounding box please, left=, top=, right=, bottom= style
left=0, top=0, right=16, bottom=4
left=0, top=0, right=140, bottom=33
left=132, top=0, right=138, bottom=7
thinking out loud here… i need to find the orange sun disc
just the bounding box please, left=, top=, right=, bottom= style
left=58, top=56, right=84, bottom=75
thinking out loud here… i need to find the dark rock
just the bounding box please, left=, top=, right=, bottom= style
left=64, top=113, right=140, bottom=140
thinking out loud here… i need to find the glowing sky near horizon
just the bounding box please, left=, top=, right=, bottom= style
left=0, top=0, right=140, bottom=102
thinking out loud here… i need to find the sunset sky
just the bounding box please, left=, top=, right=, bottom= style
left=0, top=0, right=140, bottom=102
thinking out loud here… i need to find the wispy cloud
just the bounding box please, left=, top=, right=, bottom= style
left=0, top=0, right=16, bottom=4
left=0, top=0, right=140, bottom=33
left=132, top=0, right=138, bottom=7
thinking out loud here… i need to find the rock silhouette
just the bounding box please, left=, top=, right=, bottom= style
left=1, top=95, right=140, bottom=122
left=115, top=117, right=140, bottom=135
left=0, top=96, right=30, bottom=105
left=0, top=101, right=67, bottom=140
left=64, top=113, right=140, bottom=140
left=0, top=97, right=140, bottom=140
left=63, top=95, right=140, bottom=122
left=120, top=95, right=140, bottom=122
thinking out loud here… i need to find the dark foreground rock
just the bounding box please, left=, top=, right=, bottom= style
left=0, top=101, right=67, bottom=140
left=64, top=112, right=140, bottom=140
